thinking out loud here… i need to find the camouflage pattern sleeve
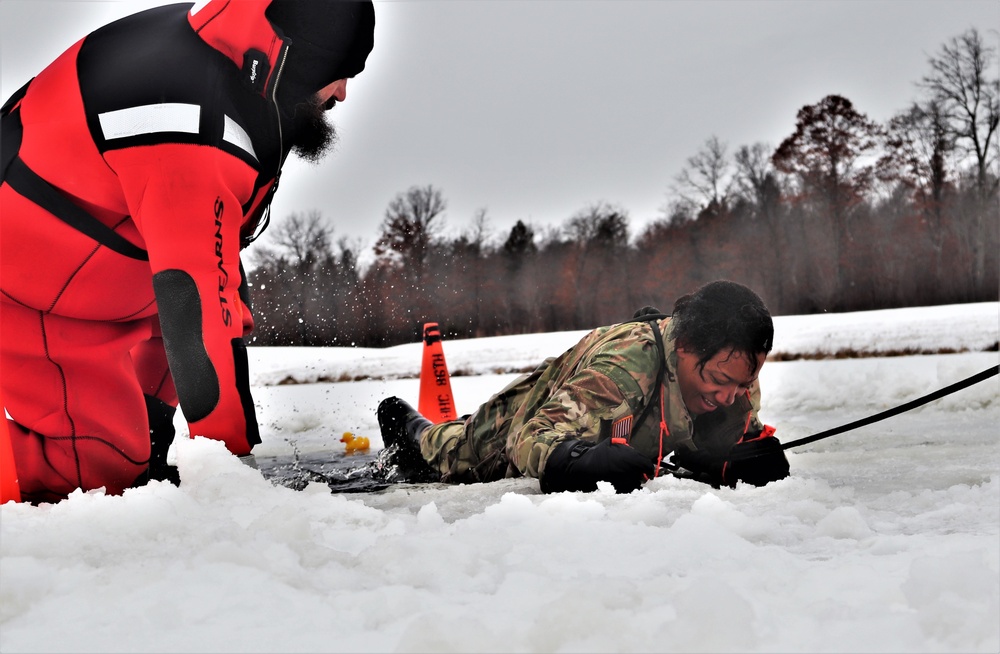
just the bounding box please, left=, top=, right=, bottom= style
left=506, top=323, right=663, bottom=478
left=508, top=369, right=636, bottom=478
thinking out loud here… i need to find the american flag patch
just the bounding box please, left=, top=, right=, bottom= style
left=611, top=415, right=633, bottom=441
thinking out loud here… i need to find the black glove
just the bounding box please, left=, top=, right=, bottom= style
left=672, top=435, right=789, bottom=488
left=726, top=436, right=789, bottom=486
left=540, top=438, right=655, bottom=494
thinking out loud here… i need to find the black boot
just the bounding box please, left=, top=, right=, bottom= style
left=377, top=396, right=432, bottom=449
left=131, top=395, right=180, bottom=488
left=145, top=395, right=180, bottom=485
left=375, top=397, right=437, bottom=483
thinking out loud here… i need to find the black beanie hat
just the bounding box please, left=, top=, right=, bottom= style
left=266, top=0, right=375, bottom=102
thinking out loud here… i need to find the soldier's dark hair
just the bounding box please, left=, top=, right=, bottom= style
left=671, top=280, right=773, bottom=374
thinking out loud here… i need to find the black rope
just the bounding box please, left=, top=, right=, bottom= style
left=781, top=365, right=999, bottom=451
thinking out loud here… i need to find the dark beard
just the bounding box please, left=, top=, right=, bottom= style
left=288, top=96, right=337, bottom=163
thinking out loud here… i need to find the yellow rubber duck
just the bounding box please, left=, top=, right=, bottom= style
left=340, top=431, right=370, bottom=454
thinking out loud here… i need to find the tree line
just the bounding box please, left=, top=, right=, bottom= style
left=247, top=28, right=999, bottom=348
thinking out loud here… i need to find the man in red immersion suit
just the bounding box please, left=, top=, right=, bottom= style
left=0, top=0, right=376, bottom=503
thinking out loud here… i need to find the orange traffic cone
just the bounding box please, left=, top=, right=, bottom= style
left=1, top=390, right=21, bottom=504
left=418, top=322, right=457, bottom=423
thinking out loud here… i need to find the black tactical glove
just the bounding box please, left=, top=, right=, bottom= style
left=726, top=436, right=790, bottom=486
left=540, top=438, right=655, bottom=494
left=672, top=434, right=789, bottom=488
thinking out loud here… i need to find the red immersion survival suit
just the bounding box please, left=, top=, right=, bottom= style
left=0, top=0, right=374, bottom=502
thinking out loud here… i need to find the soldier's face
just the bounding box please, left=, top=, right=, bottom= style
left=675, top=346, right=764, bottom=415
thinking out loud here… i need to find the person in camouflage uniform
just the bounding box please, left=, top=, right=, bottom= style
left=377, top=280, right=790, bottom=493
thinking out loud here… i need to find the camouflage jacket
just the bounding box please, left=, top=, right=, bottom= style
left=463, top=318, right=764, bottom=480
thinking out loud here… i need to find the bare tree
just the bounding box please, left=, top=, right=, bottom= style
left=564, top=201, right=629, bottom=246
left=671, top=135, right=736, bottom=215
left=442, top=208, right=493, bottom=337
left=920, top=27, right=1000, bottom=195
left=920, top=29, right=1000, bottom=297
left=246, top=211, right=337, bottom=345
left=373, top=184, right=447, bottom=280
left=732, top=142, right=789, bottom=306
left=335, top=235, right=363, bottom=279
left=461, top=207, right=493, bottom=256
left=772, top=95, right=883, bottom=308
left=267, top=210, right=334, bottom=269
left=772, top=95, right=883, bottom=218
left=879, top=100, right=955, bottom=219
left=563, top=202, right=632, bottom=326
left=733, top=143, right=779, bottom=211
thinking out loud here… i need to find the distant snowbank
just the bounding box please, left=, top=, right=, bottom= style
left=249, top=302, right=999, bottom=386
left=771, top=302, right=998, bottom=358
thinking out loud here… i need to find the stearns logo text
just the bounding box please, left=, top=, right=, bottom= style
left=213, top=197, right=232, bottom=327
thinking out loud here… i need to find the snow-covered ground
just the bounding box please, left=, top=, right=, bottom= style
left=2, top=302, right=998, bottom=653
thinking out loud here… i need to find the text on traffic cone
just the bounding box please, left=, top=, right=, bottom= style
left=418, top=323, right=457, bottom=423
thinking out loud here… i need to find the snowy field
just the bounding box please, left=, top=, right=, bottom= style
left=1, top=302, right=998, bottom=653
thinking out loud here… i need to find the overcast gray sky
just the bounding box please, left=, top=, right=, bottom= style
left=2, top=0, right=997, bottom=253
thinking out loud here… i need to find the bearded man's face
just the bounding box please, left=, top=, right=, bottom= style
left=288, top=95, right=337, bottom=162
